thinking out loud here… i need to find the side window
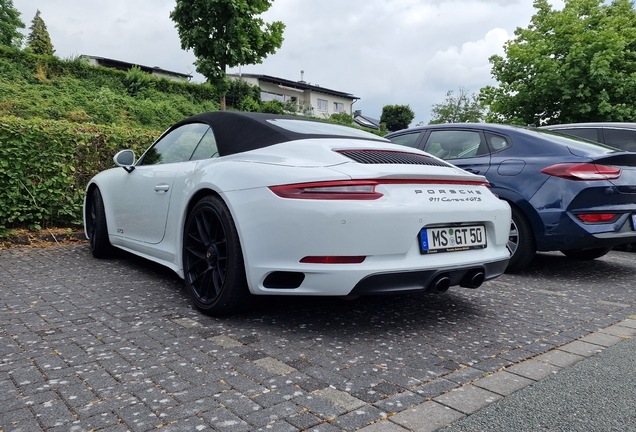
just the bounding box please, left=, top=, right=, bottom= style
left=557, top=127, right=599, bottom=142
left=388, top=132, right=421, bottom=148
left=139, top=123, right=210, bottom=165
left=191, top=128, right=219, bottom=161
left=424, top=130, right=484, bottom=160
left=486, top=133, right=512, bottom=152
left=603, top=128, right=636, bottom=152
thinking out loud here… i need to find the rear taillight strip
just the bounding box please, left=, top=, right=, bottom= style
left=270, top=181, right=382, bottom=200
left=541, top=163, right=621, bottom=180
left=270, top=179, right=490, bottom=200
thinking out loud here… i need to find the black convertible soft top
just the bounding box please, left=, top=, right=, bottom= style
left=167, top=112, right=386, bottom=157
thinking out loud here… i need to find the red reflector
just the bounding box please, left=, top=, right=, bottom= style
left=541, top=163, right=621, bottom=180
left=576, top=213, right=617, bottom=223
left=300, top=256, right=366, bottom=264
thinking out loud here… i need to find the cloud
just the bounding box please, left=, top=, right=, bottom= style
left=425, top=28, right=510, bottom=90
left=12, top=0, right=558, bottom=124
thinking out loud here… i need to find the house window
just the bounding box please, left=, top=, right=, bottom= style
left=261, top=91, right=292, bottom=102
left=334, top=102, right=344, bottom=113
left=317, top=99, right=328, bottom=111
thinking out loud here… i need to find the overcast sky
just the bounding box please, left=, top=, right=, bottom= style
left=13, top=0, right=564, bottom=124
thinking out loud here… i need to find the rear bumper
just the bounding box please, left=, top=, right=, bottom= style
left=535, top=210, right=636, bottom=251
left=349, top=258, right=509, bottom=295
left=226, top=183, right=511, bottom=296
left=530, top=179, right=636, bottom=251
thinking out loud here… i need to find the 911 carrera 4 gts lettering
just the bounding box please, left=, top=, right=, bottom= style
left=429, top=197, right=482, bottom=202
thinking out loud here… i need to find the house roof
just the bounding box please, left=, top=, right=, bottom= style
left=230, top=73, right=359, bottom=100
left=354, top=113, right=381, bottom=130
left=80, top=55, right=192, bottom=79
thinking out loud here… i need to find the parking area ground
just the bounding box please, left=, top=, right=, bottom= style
left=1, top=244, right=635, bottom=431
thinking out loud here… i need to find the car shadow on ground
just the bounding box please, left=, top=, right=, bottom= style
left=100, top=246, right=486, bottom=333
left=516, top=250, right=635, bottom=281
left=97, top=246, right=634, bottom=337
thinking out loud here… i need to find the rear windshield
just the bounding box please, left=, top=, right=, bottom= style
left=522, top=127, right=619, bottom=155
left=268, top=119, right=385, bottom=140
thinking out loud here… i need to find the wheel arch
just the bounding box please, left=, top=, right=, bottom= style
left=492, top=188, right=543, bottom=245
left=185, top=188, right=223, bottom=218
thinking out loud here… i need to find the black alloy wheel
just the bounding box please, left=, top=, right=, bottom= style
left=183, top=195, right=250, bottom=315
left=87, top=187, right=113, bottom=258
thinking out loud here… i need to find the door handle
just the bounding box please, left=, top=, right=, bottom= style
left=154, top=184, right=170, bottom=192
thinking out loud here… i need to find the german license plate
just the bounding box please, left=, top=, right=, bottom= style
left=419, top=225, right=487, bottom=254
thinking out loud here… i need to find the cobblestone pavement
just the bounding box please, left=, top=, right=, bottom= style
left=1, top=244, right=635, bottom=431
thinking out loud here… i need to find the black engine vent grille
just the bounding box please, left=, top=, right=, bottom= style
left=336, top=150, right=451, bottom=167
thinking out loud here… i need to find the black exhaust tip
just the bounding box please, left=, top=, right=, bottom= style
left=460, top=270, right=485, bottom=289
left=429, top=274, right=451, bottom=294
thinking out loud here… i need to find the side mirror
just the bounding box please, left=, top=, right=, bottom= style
left=114, top=150, right=136, bottom=173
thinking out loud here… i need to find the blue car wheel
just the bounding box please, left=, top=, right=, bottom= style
left=506, top=205, right=536, bottom=272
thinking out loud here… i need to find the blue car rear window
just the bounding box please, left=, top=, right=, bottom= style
left=523, top=128, right=619, bottom=154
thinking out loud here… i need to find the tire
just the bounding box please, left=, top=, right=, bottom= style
left=613, top=242, right=634, bottom=252
left=560, top=247, right=612, bottom=260
left=183, top=195, right=251, bottom=315
left=86, top=187, right=113, bottom=258
left=505, top=205, right=536, bottom=272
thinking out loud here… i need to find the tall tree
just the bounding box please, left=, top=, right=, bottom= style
left=429, top=87, right=484, bottom=124
left=0, top=0, right=24, bottom=48
left=170, top=0, right=285, bottom=110
left=380, top=104, right=415, bottom=132
left=26, top=9, right=54, bottom=55
left=481, top=0, right=636, bottom=125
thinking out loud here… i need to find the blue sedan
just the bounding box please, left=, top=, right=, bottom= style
left=386, top=124, right=636, bottom=271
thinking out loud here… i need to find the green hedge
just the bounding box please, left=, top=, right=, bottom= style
left=0, top=116, right=159, bottom=236
left=0, top=45, right=219, bottom=101
left=0, top=46, right=220, bottom=130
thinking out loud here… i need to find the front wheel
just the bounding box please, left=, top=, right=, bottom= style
left=505, top=205, right=536, bottom=272
left=560, top=247, right=612, bottom=261
left=86, top=187, right=113, bottom=258
left=183, top=195, right=251, bottom=315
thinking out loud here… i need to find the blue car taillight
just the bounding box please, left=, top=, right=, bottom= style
left=541, top=163, right=621, bottom=180
left=575, top=213, right=619, bottom=224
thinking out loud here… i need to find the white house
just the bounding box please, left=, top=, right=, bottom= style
left=227, top=72, right=359, bottom=118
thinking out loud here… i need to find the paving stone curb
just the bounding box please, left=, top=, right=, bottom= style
left=0, top=231, right=86, bottom=247
left=360, top=319, right=636, bottom=432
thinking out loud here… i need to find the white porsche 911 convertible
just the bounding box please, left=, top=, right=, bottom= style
left=84, top=112, right=511, bottom=315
